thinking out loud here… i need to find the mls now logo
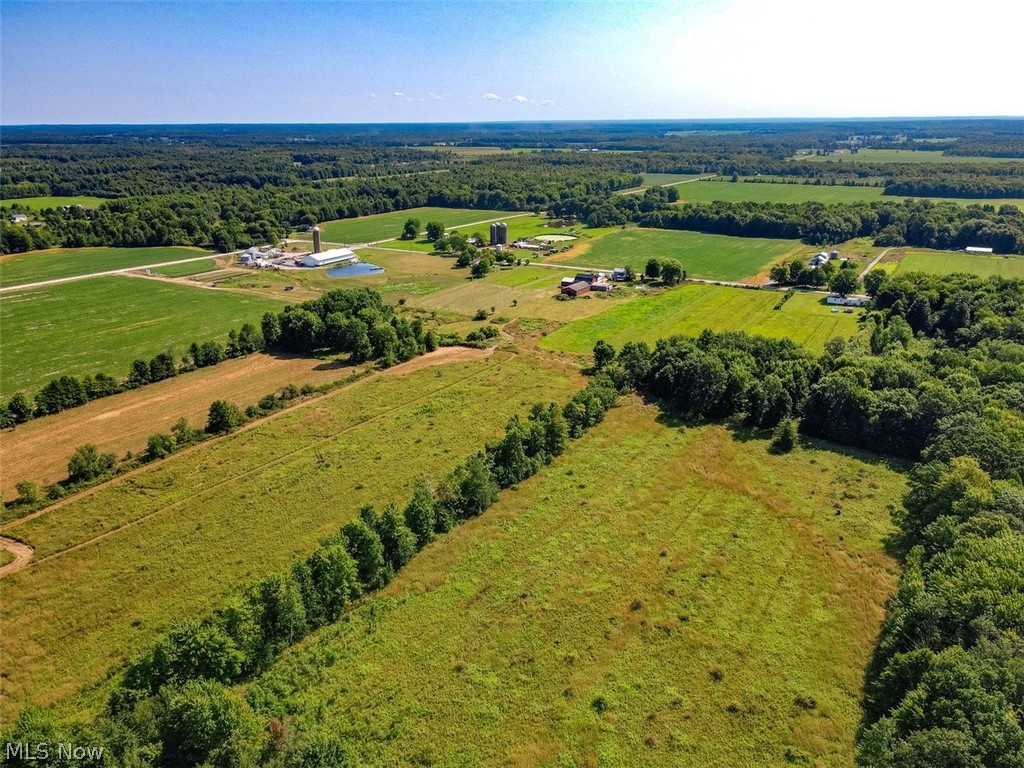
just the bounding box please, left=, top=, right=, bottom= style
left=5, top=742, right=105, bottom=762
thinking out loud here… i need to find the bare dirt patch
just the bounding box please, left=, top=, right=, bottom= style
left=0, top=537, right=33, bottom=578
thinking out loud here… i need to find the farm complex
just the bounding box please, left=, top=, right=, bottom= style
left=1, top=118, right=1022, bottom=768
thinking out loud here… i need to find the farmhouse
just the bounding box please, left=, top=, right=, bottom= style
left=809, top=251, right=832, bottom=267
left=827, top=295, right=869, bottom=307
left=301, top=247, right=357, bottom=267
left=966, top=246, right=994, bottom=254
left=562, top=281, right=591, bottom=297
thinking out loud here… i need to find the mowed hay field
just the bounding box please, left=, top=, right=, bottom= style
left=246, top=399, right=905, bottom=767
left=674, top=180, right=886, bottom=205
left=2, top=196, right=108, bottom=210
left=297, top=207, right=521, bottom=244
left=557, top=229, right=801, bottom=282
left=540, top=283, right=862, bottom=354
left=0, top=350, right=582, bottom=718
left=0, top=352, right=357, bottom=496
left=893, top=249, right=1024, bottom=278
left=0, top=246, right=211, bottom=288
left=0, top=277, right=287, bottom=398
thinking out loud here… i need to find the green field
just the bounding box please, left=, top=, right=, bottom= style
left=0, top=277, right=286, bottom=397
left=149, top=258, right=219, bottom=277
left=0, top=246, right=211, bottom=288
left=793, top=149, right=1024, bottom=165
left=375, top=214, right=599, bottom=253
left=2, top=195, right=109, bottom=210
left=676, top=180, right=886, bottom=205
left=540, top=283, right=862, bottom=354
left=559, top=229, right=801, bottom=282
left=0, top=351, right=582, bottom=719
left=894, top=250, right=1024, bottom=278
left=244, top=400, right=904, bottom=766
left=296, top=207, right=521, bottom=245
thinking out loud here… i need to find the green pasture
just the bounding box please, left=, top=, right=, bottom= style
left=244, top=400, right=904, bottom=766
left=0, top=276, right=286, bottom=397
left=559, top=229, right=801, bottom=282
left=375, top=214, right=587, bottom=253
left=0, top=246, right=211, bottom=288
left=540, top=283, right=862, bottom=354
left=0, top=352, right=582, bottom=720
left=2, top=196, right=109, bottom=210
left=893, top=250, right=1024, bottom=278
left=676, top=180, right=886, bottom=205
left=294, top=207, right=521, bottom=245
left=149, top=258, right=220, bottom=277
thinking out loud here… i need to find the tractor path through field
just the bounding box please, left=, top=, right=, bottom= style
left=617, top=174, right=718, bottom=195
left=0, top=345, right=498, bottom=576
left=859, top=248, right=893, bottom=279
left=0, top=254, right=220, bottom=294
left=0, top=537, right=33, bottom=578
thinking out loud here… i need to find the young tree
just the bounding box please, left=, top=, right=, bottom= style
left=67, top=444, right=116, bottom=483
left=307, top=543, right=361, bottom=621
left=404, top=479, right=437, bottom=548
left=401, top=217, right=421, bottom=240
left=644, top=258, right=661, bottom=280
left=770, top=418, right=798, bottom=453
left=206, top=400, right=245, bottom=434
left=593, top=340, right=616, bottom=370
left=146, top=432, right=175, bottom=461
left=341, top=519, right=387, bottom=590
left=15, top=480, right=41, bottom=504
left=453, top=452, right=499, bottom=517
left=376, top=503, right=418, bottom=572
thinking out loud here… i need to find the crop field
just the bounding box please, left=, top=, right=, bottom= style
left=2, top=195, right=109, bottom=210
left=893, top=249, right=1024, bottom=278
left=0, top=352, right=359, bottom=496
left=540, top=283, right=862, bottom=354
left=293, top=207, right=521, bottom=244
left=0, top=246, right=211, bottom=288
left=149, top=258, right=219, bottom=277
left=555, top=229, right=801, bottom=282
left=0, top=277, right=287, bottom=398
left=793, top=148, right=1024, bottom=164
left=246, top=399, right=904, bottom=766
left=0, top=350, right=583, bottom=718
left=675, top=180, right=886, bottom=205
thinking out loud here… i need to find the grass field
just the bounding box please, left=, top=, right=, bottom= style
left=675, top=180, right=886, bottom=205
left=2, top=196, right=109, bottom=210
left=540, top=283, right=862, bottom=354
left=0, top=350, right=582, bottom=719
left=244, top=399, right=904, bottom=766
left=294, top=207, right=521, bottom=244
left=893, top=250, right=1024, bottom=278
left=793, top=149, right=1024, bottom=164
left=149, top=258, right=219, bottom=277
left=0, top=246, right=211, bottom=288
left=375, top=214, right=566, bottom=253
left=0, top=277, right=287, bottom=398
left=0, top=352, right=359, bottom=496
left=555, top=229, right=801, bottom=282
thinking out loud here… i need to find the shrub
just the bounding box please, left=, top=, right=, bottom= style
left=206, top=401, right=245, bottom=435
left=771, top=419, right=798, bottom=453
left=145, top=432, right=175, bottom=461
left=15, top=480, right=41, bottom=504
left=67, top=444, right=116, bottom=483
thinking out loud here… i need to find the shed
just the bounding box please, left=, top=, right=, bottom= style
left=966, top=246, right=994, bottom=254
left=562, top=281, right=591, bottom=297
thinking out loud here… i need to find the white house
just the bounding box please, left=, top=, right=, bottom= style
left=827, top=295, right=869, bottom=307
left=966, top=246, right=994, bottom=254
left=300, top=247, right=357, bottom=267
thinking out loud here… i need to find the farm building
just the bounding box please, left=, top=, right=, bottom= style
left=574, top=273, right=598, bottom=284
left=590, top=282, right=613, bottom=292
left=301, top=247, right=357, bottom=267
left=809, top=251, right=832, bottom=267
left=562, top=281, right=591, bottom=297
left=826, top=295, right=869, bottom=307
left=966, top=246, right=994, bottom=254
left=560, top=276, right=575, bottom=288
left=512, top=240, right=542, bottom=251
left=8, top=214, right=28, bottom=224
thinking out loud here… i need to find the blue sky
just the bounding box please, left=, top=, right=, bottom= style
left=2, top=0, right=1022, bottom=124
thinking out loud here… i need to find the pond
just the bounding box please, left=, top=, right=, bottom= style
left=327, top=262, right=385, bottom=278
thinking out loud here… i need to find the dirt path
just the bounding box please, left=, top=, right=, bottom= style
left=1, top=346, right=496, bottom=544
left=0, top=537, right=33, bottom=578
left=859, top=248, right=893, bottom=279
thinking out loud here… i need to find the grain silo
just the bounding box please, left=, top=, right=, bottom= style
left=312, top=226, right=322, bottom=254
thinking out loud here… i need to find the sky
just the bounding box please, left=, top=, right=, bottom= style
left=2, top=0, right=1023, bottom=125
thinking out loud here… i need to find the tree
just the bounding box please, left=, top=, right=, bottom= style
left=7, top=393, right=33, bottom=424
left=593, top=340, right=616, bottom=370
left=35, top=375, right=87, bottom=415
left=251, top=573, right=308, bottom=650
left=341, top=519, right=387, bottom=590
left=146, top=432, right=175, bottom=460
left=425, top=221, right=445, bottom=242
left=644, top=258, right=661, bottom=280
left=404, top=479, right=437, bottom=548
left=15, top=480, right=41, bottom=504
left=660, top=258, right=683, bottom=285
left=128, top=358, right=152, bottom=387
left=376, top=503, right=417, bottom=572
left=206, top=400, right=245, bottom=434
left=770, top=419, right=798, bottom=453
left=67, top=443, right=116, bottom=483
left=261, top=311, right=282, bottom=347
left=769, top=265, right=790, bottom=284
left=307, top=543, right=361, bottom=621
left=158, top=680, right=263, bottom=768
left=401, top=217, right=421, bottom=240
left=149, top=351, right=177, bottom=382
left=453, top=452, right=499, bottom=517
left=829, top=269, right=860, bottom=297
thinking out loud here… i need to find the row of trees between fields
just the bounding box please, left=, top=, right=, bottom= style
left=0, top=376, right=620, bottom=766
left=0, top=288, right=444, bottom=427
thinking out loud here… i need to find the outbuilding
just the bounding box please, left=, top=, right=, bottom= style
left=300, top=248, right=357, bottom=268
left=966, top=246, right=994, bottom=254
left=562, top=281, right=591, bottom=297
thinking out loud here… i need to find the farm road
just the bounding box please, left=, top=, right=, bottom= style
left=0, top=537, right=33, bottom=578
left=617, top=174, right=718, bottom=195
left=0, top=254, right=217, bottom=294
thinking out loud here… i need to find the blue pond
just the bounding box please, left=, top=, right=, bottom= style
left=327, top=262, right=385, bottom=278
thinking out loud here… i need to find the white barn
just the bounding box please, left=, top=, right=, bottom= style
left=301, top=248, right=357, bottom=268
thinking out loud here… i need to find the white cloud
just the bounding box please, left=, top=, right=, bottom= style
left=512, top=95, right=529, bottom=104
left=483, top=92, right=502, bottom=101
left=540, top=100, right=554, bottom=107
left=392, top=91, right=404, bottom=97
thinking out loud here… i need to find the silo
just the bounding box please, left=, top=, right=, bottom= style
left=490, top=222, right=500, bottom=246
left=497, top=222, right=508, bottom=244
left=312, top=226, right=322, bottom=254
